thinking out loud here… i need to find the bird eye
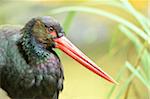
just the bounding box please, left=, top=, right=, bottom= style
left=47, top=26, right=57, bottom=37
left=48, top=27, right=54, bottom=32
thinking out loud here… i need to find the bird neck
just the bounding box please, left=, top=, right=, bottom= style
left=18, top=21, right=51, bottom=65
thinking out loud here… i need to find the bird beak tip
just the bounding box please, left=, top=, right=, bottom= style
left=112, top=80, right=119, bottom=85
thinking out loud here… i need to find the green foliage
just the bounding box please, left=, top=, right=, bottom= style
left=63, top=11, right=76, bottom=33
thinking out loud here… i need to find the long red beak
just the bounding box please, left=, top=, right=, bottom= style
left=54, top=36, right=117, bottom=84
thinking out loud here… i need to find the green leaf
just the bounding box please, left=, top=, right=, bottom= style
left=63, top=11, right=76, bottom=33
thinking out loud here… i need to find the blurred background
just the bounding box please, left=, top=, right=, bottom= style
left=0, top=0, right=149, bottom=99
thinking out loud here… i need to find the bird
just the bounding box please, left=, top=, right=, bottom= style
left=0, top=16, right=117, bottom=99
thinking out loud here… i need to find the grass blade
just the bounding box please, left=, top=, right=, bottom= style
left=119, top=25, right=150, bottom=80
left=121, top=0, right=150, bottom=36
left=125, top=61, right=150, bottom=89
left=115, top=63, right=142, bottom=99
left=63, top=11, right=76, bottom=33
left=119, top=25, right=142, bottom=51
left=107, top=66, right=126, bottom=99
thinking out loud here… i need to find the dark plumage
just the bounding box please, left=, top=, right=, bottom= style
left=0, top=16, right=64, bottom=99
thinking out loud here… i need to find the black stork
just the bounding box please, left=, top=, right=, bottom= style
left=0, top=16, right=117, bottom=99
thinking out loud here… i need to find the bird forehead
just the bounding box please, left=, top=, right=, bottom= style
left=39, top=16, right=59, bottom=27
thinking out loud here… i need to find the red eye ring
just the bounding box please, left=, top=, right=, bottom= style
left=47, top=26, right=57, bottom=37
left=50, top=31, right=57, bottom=37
